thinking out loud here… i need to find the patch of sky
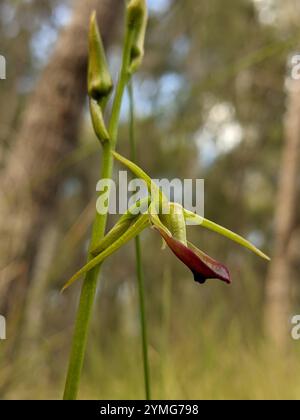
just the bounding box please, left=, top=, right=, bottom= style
left=147, top=0, right=171, bottom=15
left=247, top=230, right=266, bottom=248
left=252, top=0, right=276, bottom=25
left=157, top=72, right=185, bottom=108
left=0, top=2, right=19, bottom=38
left=30, top=4, right=71, bottom=64
left=119, top=72, right=184, bottom=122
left=52, top=3, right=71, bottom=27
left=195, top=101, right=243, bottom=167
left=172, top=36, right=190, bottom=61
left=31, top=24, right=58, bottom=63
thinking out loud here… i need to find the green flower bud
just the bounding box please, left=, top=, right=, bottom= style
left=126, top=0, right=148, bottom=73
left=89, top=99, right=110, bottom=144
left=88, top=11, right=113, bottom=101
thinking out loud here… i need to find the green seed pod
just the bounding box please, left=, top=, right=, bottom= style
left=161, top=203, right=187, bottom=246
left=89, top=99, right=110, bottom=143
left=126, top=0, right=148, bottom=74
left=88, top=11, right=113, bottom=101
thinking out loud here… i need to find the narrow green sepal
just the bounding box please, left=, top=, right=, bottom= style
left=183, top=209, right=270, bottom=261
left=91, top=216, right=133, bottom=257
left=62, top=213, right=150, bottom=291
left=91, top=197, right=151, bottom=255
left=112, top=151, right=168, bottom=206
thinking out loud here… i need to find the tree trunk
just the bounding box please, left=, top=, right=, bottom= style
left=0, top=0, right=120, bottom=314
left=264, top=78, right=300, bottom=347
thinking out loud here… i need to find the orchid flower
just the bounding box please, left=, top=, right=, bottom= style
left=62, top=153, right=269, bottom=291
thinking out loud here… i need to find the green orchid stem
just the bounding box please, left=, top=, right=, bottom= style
left=135, top=235, right=151, bottom=400
left=128, top=82, right=151, bottom=400
left=63, top=23, right=134, bottom=401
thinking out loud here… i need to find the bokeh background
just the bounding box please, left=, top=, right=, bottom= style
left=0, top=0, right=300, bottom=400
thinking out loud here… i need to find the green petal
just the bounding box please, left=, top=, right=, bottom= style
left=160, top=203, right=187, bottom=246
left=183, top=209, right=270, bottom=261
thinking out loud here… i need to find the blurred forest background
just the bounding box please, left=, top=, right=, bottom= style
left=0, top=0, right=300, bottom=399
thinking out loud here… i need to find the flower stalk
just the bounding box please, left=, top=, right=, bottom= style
left=128, top=81, right=151, bottom=400
left=63, top=2, right=147, bottom=400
